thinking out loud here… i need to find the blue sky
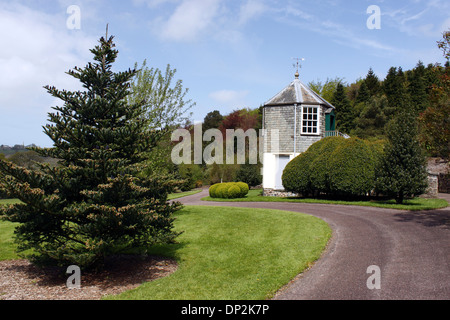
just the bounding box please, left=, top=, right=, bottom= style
left=0, top=0, right=449, bottom=147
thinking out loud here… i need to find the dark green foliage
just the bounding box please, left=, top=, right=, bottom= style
left=375, top=109, right=429, bottom=203
left=309, top=137, right=346, bottom=194
left=234, top=163, right=262, bottom=187
left=203, top=110, right=224, bottom=131
left=331, top=83, right=355, bottom=134
left=209, top=182, right=249, bottom=199
left=407, top=61, right=429, bottom=115
left=0, top=35, right=182, bottom=269
left=327, top=138, right=378, bottom=197
left=354, top=95, right=388, bottom=139
left=283, top=137, right=381, bottom=198
left=177, top=164, right=203, bottom=191
left=365, top=67, right=381, bottom=97
left=355, top=81, right=370, bottom=104
left=383, top=67, right=409, bottom=117
left=282, top=140, right=327, bottom=196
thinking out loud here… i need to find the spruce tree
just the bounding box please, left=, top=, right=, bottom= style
left=355, top=81, right=370, bottom=104
left=382, top=66, right=409, bottom=118
left=331, top=83, right=354, bottom=134
left=365, top=68, right=381, bottom=97
left=375, top=108, right=428, bottom=204
left=0, top=35, right=181, bottom=269
left=354, top=95, right=387, bottom=139
left=407, top=61, right=429, bottom=114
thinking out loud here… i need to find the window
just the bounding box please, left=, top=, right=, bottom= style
left=302, top=106, right=319, bottom=134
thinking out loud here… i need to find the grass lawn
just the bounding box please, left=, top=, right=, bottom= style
left=0, top=220, right=19, bottom=260
left=202, top=189, right=449, bottom=211
left=105, top=205, right=332, bottom=300
left=167, top=189, right=202, bottom=200
left=0, top=201, right=331, bottom=300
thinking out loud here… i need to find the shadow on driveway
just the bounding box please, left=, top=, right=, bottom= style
left=393, top=208, right=450, bottom=229
left=393, top=193, right=450, bottom=229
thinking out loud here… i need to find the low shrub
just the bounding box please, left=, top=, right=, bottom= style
left=209, top=182, right=249, bottom=199
left=235, top=182, right=250, bottom=197
left=209, top=184, right=220, bottom=197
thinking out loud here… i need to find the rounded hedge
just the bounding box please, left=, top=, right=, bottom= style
left=282, top=137, right=345, bottom=196
left=209, top=183, right=220, bottom=197
left=209, top=182, right=249, bottom=199
left=327, top=138, right=377, bottom=196
left=309, top=137, right=346, bottom=194
left=235, top=182, right=249, bottom=197
left=282, top=136, right=381, bottom=197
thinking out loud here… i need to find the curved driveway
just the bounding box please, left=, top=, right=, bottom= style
left=179, top=190, right=450, bottom=300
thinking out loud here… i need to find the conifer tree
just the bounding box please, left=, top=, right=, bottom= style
left=355, top=81, right=370, bottom=104
left=365, top=68, right=381, bottom=97
left=0, top=34, right=181, bottom=269
left=407, top=61, right=429, bottom=114
left=354, top=95, right=387, bottom=139
left=331, top=83, right=354, bottom=134
left=375, top=108, right=428, bottom=204
left=382, top=66, right=409, bottom=118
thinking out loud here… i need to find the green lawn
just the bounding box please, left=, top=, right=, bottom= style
left=167, top=189, right=202, bottom=200
left=202, top=189, right=449, bottom=211
left=0, top=220, right=19, bottom=261
left=106, top=205, right=332, bottom=300
left=0, top=202, right=331, bottom=300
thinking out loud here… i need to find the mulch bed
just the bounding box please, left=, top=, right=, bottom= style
left=0, top=255, right=177, bottom=300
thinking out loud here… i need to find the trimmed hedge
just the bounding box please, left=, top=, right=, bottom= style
left=282, top=137, right=383, bottom=197
left=209, top=182, right=250, bottom=199
left=327, top=138, right=377, bottom=196
left=282, top=137, right=345, bottom=196
left=309, top=137, right=347, bottom=194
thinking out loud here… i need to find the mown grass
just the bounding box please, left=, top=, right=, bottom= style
left=106, top=205, right=332, bottom=300
left=202, top=189, right=449, bottom=211
left=0, top=200, right=332, bottom=300
left=167, top=189, right=202, bottom=200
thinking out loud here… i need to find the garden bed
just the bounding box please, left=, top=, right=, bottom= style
left=0, top=255, right=177, bottom=300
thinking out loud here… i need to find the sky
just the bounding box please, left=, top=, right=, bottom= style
left=0, top=0, right=449, bottom=147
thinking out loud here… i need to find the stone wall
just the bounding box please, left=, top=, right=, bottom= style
left=439, top=173, right=450, bottom=193
left=425, top=174, right=439, bottom=197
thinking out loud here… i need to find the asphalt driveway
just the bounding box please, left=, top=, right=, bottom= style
left=179, top=190, right=450, bottom=300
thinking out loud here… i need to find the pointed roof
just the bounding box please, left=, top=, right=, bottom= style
left=264, top=74, right=335, bottom=110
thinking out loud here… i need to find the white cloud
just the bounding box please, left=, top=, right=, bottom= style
left=239, top=0, right=267, bottom=25
left=0, top=2, right=97, bottom=146
left=132, top=0, right=179, bottom=9
left=156, top=0, right=221, bottom=42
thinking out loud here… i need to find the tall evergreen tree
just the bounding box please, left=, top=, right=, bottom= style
left=382, top=66, right=409, bottom=117
left=354, top=95, right=387, bottom=139
left=375, top=108, right=428, bottom=204
left=407, top=61, right=429, bottom=114
left=331, top=83, right=355, bottom=134
left=0, top=35, right=181, bottom=269
left=355, top=81, right=370, bottom=104
left=365, top=68, right=381, bottom=97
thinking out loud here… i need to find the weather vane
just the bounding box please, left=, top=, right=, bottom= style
left=292, top=57, right=305, bottom=78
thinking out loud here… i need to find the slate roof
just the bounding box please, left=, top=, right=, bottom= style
left=264, top=74, right=335, bottom=111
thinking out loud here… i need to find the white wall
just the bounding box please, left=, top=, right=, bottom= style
left=262, top=153, right=299, bottom=190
